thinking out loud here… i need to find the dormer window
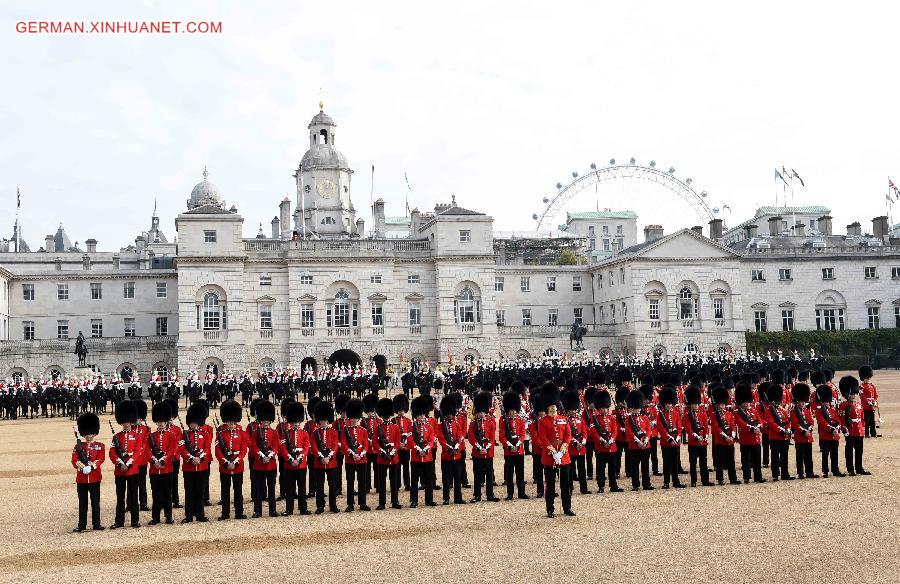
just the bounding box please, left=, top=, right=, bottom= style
left=319, top=129, right=328, bottom=144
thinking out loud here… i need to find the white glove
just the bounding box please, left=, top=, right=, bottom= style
left=80, top=465, right=92, bottom=475
left=553, top=451, right=564, bottom=465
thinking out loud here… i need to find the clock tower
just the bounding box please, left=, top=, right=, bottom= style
left=293, top=102, right=356, bottom=237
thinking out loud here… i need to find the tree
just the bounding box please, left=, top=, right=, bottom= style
left=556, top=249, right=578, bottom=265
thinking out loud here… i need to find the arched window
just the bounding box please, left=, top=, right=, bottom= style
left=327, top=288, right=358, bottom=328
left=678, top=287, right=696, bottom=320
left=202, top=292, right=225, bottom=330
left=454, top=286, right=481, bottom=324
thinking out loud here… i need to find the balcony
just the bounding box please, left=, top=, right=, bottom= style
left=460, top=324, right=476, bottom=333
left=327, top=327, right=360, bottom=337
left=372, top=326, right=385, bottom=335
left=301, top=328, right=315, bottom=337
left=203, top=330, right=225, bottom=341
left=259, top=329, right=273, bottom=339
left=680, top=319, right=695, bottom=328
left=244, top=238, right=432, bottom=258
left=0, top=335, right=177, bottom=355
left=650, top=320, right=661, bottom=329
left=714, top=319, right=727, bottom=327
left=409, top=325, right=422, bottom=334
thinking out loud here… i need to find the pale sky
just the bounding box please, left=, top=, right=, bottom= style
left=2, top=1, right=899, bottom=250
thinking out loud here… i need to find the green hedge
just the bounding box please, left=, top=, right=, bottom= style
left=822, top=354, right=871, bottom=371
left=745, top=329, right=900, bottom=359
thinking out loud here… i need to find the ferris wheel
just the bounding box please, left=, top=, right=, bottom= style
left=532, top=158, right=718, bottom=231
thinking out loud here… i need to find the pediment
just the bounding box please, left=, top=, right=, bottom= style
left=256, top=295, right=276, bottom=303
left=298, top=293, right=318, bottom=301
left=643, top=288, right=665, bottom=298
left=751, top=302, right=769, bottom=309
left=368, top=292, right=389, bottom=302
left=636, top=230, right=740, bottom=260
left=405, top=292, right=425, bottom=301
left=778, top=301, right=797, bottom=308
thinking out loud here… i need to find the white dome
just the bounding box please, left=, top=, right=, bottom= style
left=187, top=167, right=223, bottom=209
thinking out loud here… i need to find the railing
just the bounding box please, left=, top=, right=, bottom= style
left=496, top=324, right=612, bottom=337
left=650, top=320, right=661, bottom=328
left=409, top=325, right=422, bottom=334
left=0, top=335, right=177, bottom=354
left=743, top=244, right=900, bottom=256
left=244, top=238, right=432, bottom=254
left=203, top=330, right=223, bottom=341
left=327, top=327, right=360, bottom=337
left=460, top=324, right=476, bottom=333
left=714, top=319, right=726, bottom=327
left=372, top=326, right=384, bottom=335
left=681, top=319, right=695, bottom=328
left=301, top=328, right=315, bottom=337
left=259, top=329, right=273, bottom=339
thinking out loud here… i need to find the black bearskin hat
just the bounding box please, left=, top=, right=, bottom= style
left=249, top=398, right=262, bottom=418
left=220, top=400, right=242, bottom=424
left=452, top=392, right=464, bottom=410
left=315, top=401, right=335, bottom=423
left=307, top=397, right=321, bottom=420
left=766, top=384, right=784, bottom=403
left=393, top=394, right=410, bottom=414
left=684, top=385, right=702, bottom=406
left=186, top=402, right=207, bottom=426
left=757, top=382, right=771, bottom=403
left=771, top=369, right=785, bottom=385
left=134, top=399, right=148, bottom=420
left=640, top=385, right=655, bottom=401
left=77, top=412, right=100, bottom=436
left=151, top=401, right=171, bottom=423
left=376, top=397, right=394, bottom=420
left=584, top=387, right=597, bottom=406
left=658, top=386, right=677, bottom=406
left=502, top=391, right=522, bottom=413
left=711, top=385, right=729, bottom=405
left=540, top=382, right=561, bottom=410
left=473, top=391, right=492, bottom=415
left=839, top=376, right=859, bottom=398
left=616, top=367, right=632, bottom=385
left=439, top=395, right=457, bottom=418
left=411, top=395, right=433, bottom=418
left=791, top=383, right=810, bottom=403
left=511, top=380, right=526, bottom=396
left=256, top=400, right=276, bottom=423
left=625, top=389, right=644, bottom=410
left=362, top=393, right=378, bottom=413
left=593, top=390, right=612, bottom=409
left=115, top=400, right=137, bottom=425
left=815, top=384, right=833, bottom=403
left=280, top=398, right=295, bottom=417
left=334, top=394, right=350, bottom=414
left=432, top=378, right=443, bottom=391
left=810, top=370, right=825, bottom=386
left=858, top=365, right=873, bottom=380
left=284, top=401, right=303, bottom=424
left=614, top=387, right=630, bottom=404
left=165, top=398, right=179, bottom=418
left=530, top=393, right=544, bottom=413
left=346, top=398, right=364, bottom=420
left=734, top=383, right=753, bottom=405
left=562, top=389, right=581, bottom=412
left=669, top=373, right=682, bottom=386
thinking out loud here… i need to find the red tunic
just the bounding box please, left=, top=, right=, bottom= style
left=816, top=404, right=842, bottom=442
left=408, top=419, right=435, bottom=463
left=613, top=407, right=629, bottom=443
left=468, top=416, right=496, bottom=458
left=625, top=413, right=651, bottom=450
left=341, top=425, right=369, bottom=464
left=766, top=404, right=792, bottom=442
left=361, top=416, right=382, bottom=454
left=656, top=408, right=682, bottom=446
left=109, top=429, right=141, bottom=477
left=586, top=411, right=617, bottom=453
left=437, top=417, right=464, bottom=461
left=147, top=429, right=177, bottom=475
left=734, top=406, right=763, bottom=446
left=790, top=404, right=815, bottom=444
left=566, top=414, right=588, bottom=456
left=860, top=382, right=878, bottom=412
left=215, top=425, right=249, bottom=475
left=374, top=421, right=400, bottom=465
left=498, top=415, right=526, bottom=456
left=840, top=402, right=865, bottom=437
left=310, top=427, right=339, bottom=469
left=710, top=408, right=736, bottom=446
left=395, top=416, right=413, bottom=451
left=132, top=423, right=150, bottom=466
left=537, top=414, right=572, bottom=466
left=179, top=428, right=212, bottom=472
left=684, top=408, right=709, bottom=445
left=249, top=426, right=279, bottom=471
left=71, top=441, right=105, bottom=484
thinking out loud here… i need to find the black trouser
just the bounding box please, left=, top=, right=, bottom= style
left=314, top=467, right=339, bottom=511
left=472, top=457, right=495, bottom=500
left=649, top=437, right=659, bottom=473
left=543, top=465, right=572, bottom=514
left=688, top=444, right=710, bottom=485
left=569, top=454, right=588, bottom=493
left=398, top=450, right=411, bottom=489
left=335, top=453, right=344, bottom=494
left=366, top=453, right=377, bottom=492
left=594, top=451, right=619, bottom=490
left=252, top=469, right=277, bottom=515
left=460, top=450, right=470, bottom=485
left=410, top=461, right=434, bottom=505
left=821, top=440, right=840, bottom=475
left=171, top=460, right=181, bottom=506
left=761, top=434, right=770, bottom=466
left=713, top=444, right=737, bottom=483
left=531, top=455, right=544, bottom=496
left=661, top=445, right=683, bottom=486
left=76, top=482, right=101, bottom=529
left=278, top=459, right=286, bottom=497
left=585, top=442, right=594, bottom=478
left=441, top=459, right=464, bottom=502
left=845, top=436, right=865, bottom=473
left=149, top=473, right=173, bottom=522
left=375, top=463, right=400, bottom=507
left=183, top=471, right=207, bottom=520
left=283, top=468, right=308, bottom=514
left=219, top=473, right=244, bottom=517
left=203, top=468, right=211, bottom=504
left=503, top=454, right=526, bottom=498
left=249, top=468, right=258, bottom=502
left=739, top=444, right=763, bottom=482
left=114, top=474, right=139, bottom=526
left=795, top=442, right=814, bottom=477
left=629, top=449, right=651, bottom=489
left=345, top=463, right=367, bottom=508
left=864, top=410, right=877, bottom=437
left=137, top=465, right=148, bottom=509
left=616, top=441, right=629, bottom=477
left=770, top=439, right=790, bottom=479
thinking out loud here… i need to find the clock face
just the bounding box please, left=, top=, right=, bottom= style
left=317, top=179, right=336, bottom=198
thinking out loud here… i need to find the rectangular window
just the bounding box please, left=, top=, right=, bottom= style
left=649, top=299, right=660, bottom=320
left=156, top=282, right=167, bottom=298
left=301, top=304, right=314, bottom=328
left=370, top=274, right=382, bottom=284
left=23, top=321, right=34, bottom=340
left=622, top=302, right=627, bottom=322
left=90, top=319, right=103, bottom=338
left=782, top=310, right=794, bottom=331
left=299, top=275, right=313, bottom=285
left=459, top=230, right=471, bottom=243
left=620, top=268, right=625, bottom=284
left=408, top=305, right=421, bottom=326
left=90, top=282, right=102, bottom=300
left=57, top=320, right=69, bottom=339
left=754, top=311, right=767, bottom=332
left=57, top=283, right=69, bottom=300
left=123, top=281, right=135, bottom=299
left=779, top=268, right=792, bottom=281
left=259, top=273, right=272, bottom=286
left=496, top=309, right=505, bottom=327
left=713, top=298, right=724, bottom=319
left=203, top=230, right=217, bottom=243
left=495, top=276, right=504, bottom=292
left=547, top=277, right=556, bottom=292
left=751, top=269, right=764, bottom=282
left=520, top=277, right=530, bottom=292
left=603, top=239, right=610, bottom=251
left=864, top=266, right=877, bottom=279
left=608, top=271, right=614, bottom=286
left=156, top=317, right=168, bottom=336
left=815, top=308, right=844, bottom=331
left=895, top=306, right=900, bottom=328
left=259, top=305, right=273, bottom=330
left=588, top=239, right=595, bottom=251
left=407, top=274, right=420, bottom=285
left=868, top=307, right=880, bottom=329
left=22, top=284, right=34, bottom=301
left=588, top=226, right=595, bottom=237
left=371, top=303, right=384, bottom=326
left=602, top=225, right=609, bottom=235
left=822, top=267, right=834, bottom=280
left=599, top=307, right=605, bottom=323
left=572, top=276, right=582, bottom=292
left=892, top=267, right=900, bottom=279
left=617, top=225, right=623, bottom=235
left=548, top=308, right=558, bottom=326
left=124, top=318, right=136, bottom=337
left=573, top=307, right=583, bottom=325
left=598, top=274, right=603, bottom=289
left=521, top=309, right=532, bottom=326
left=610, top=304, right=616, bottom=323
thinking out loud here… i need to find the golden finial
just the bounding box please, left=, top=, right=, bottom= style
left=319, top=100, right=324, bottom=111
left=202, top=165, right=208, bottom=180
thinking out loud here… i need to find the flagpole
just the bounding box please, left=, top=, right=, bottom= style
left=14, top=186, right=21, bottom=253
left=370, top=164, right=375, bottom=237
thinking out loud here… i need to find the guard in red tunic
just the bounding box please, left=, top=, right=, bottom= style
left=562, top=389, right=589, bottom=495
left=72, top=412, right=105, bottom=532
left=790, top=383, right=818, bottom=479
left=249, top=400, right=279, bottom=518
left=132, top=399, right=151, bottom=512
left=311, top=400, right=341, bottom=513
left=468, top=391, right=499, bottom=503
left=179, top=402, right=212, bottom=523
left=839, top=376, right=870, bottom=476
left=537, top=383, right=574, bottom=518
left=374, top=398, right=402, bottom=510
left=528, top=393, right=545, bottom=498
left=765, top=384, right=795, bottom=481
left=279, top=401, right=311, bottom=515
left=587, top=390, right=623, bottom=493
left=710, top=385, right=740, bottom=485
left=613, top=387, right=631, bottom=480
left=858, top=366, right=880, bottom=438
left=641, top=383, right=662, bottom=477
left=656, top=386, right=685, bottom=489
left=734, top=383, right=766, bottom=483
left=163, top=398, right=183, bottom=509
left=453, top=392, right=471, bottom=489
left=814, top=384, right=844, bottom=477
left=361, top=393, right=381, bottom=493
left=499, top=391, right=528, bottom=500
left=333, top=394, right=350, bottom=497
left=147, top=401, right=177, bottom=525
left=216, top=400, right=249, bottom=520
left=683, top=385, right=714, bottom=487
left=393, top=394, right=413, bottom=492
left=437, top=395, right=465, bottom=505
left=756, top=381, right=771, bottom=468
left=342, top=398, right=370, bottom=512
left=408, top=395, right=437, bottom=507
left=109, top=399, right=141, bottom=529
left=625, top=389, right=652, bottom=491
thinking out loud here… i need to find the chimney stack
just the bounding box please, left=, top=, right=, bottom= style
left=410, top=208, right=420, bottom=236
left=85, top=238, right=97, bottom=253
left=45, top=234, right=54, bottom=253
left=135, top=235, right=146, bottom=251
left=708, top=218, right=723, bottom=240
left=279, top=198, right=291, bottom=239
left=373, top=198, right=386, bottom=237
left=768, top=216, right=783, bottom=236
left=355, top=218, right=365, bottom=237
left=846, top=221, right=862, bottom=237
left=271, top=216, right=280, bottom=239
left=691, top=225, right=704, bottom=236
left=817, top=215, right=832, bottom=235
left=793, top=222, right=806, bottom=237
left=872, top=215, right=889, bottom=241
left=643, top=225, right=665, bottom=243
left=744, top=224, right=758, bottom=240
